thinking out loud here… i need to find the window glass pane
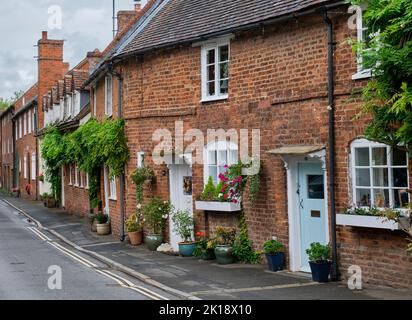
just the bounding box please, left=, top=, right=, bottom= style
left=228, top=150, right=238, bottom=165
left=217, top=150, right=227, bottom=166
left=372, top=147, right=387, bottom=165
left=207, top=81, right=215, bottom=96
left=394, top=189, right=409, bottom=209
left=373, top=189, right=390, bottom=208
left=219, top=45, right=229, bottom=62
left=356, top=169, right=370, bottom=186
left=220, top=63, right=229, bottom=80
left=207, top=65, right=215, bottom=81
left=393, top=168, right=408, bottom=188
left=220, top=80, right=229, bottom=95
left=373, top=168, right=388, bottom=187
left=208, top=166, right=217, bottom=184
left=355, top=148, right=369, bottom=166
left=208, top=150, right=216, bottom=165
left=356, top=189, right=371, bottom=207
left=207, top=49, right=215, bottom=64
left=392, top=148, right=407, bottom=166
left=307, top=175, right=324, bottom=199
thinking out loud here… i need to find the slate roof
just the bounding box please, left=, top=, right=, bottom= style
left=117, top=0, right=339, bottom=57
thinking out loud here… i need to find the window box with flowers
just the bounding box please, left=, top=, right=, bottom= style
left=337, top=206, right=410, bottom=231
left=195, top=166, right=242, bottom=213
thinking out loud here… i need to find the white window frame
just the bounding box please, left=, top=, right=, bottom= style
left=28, top=110, right=32, bottom=134
left=68, top=165, right=73, bottom=185
left=79, top=171, right=84, bottom=188
left=23, top=156, right=27, bottom=179
left=85, top=173, right=89, bottom=189
left=351, top=139, right=409, bottom=210
left=352, top=7, right=372, bottom=80
left=203, top=140, right=238, bottom=185
left=201, top=39, right=230, bottom=102
left=74, top=165, right=79, bottom=187
left=109, top=169, right=117, bottom=201
left=23, top=113, right=27, bottom=136
left=19, top=117, right=22, bottom=139
left=93, top=86, right=97, bottom=117
left=105, top=75, right=113, bottom=117
left=31, top=153, right=36, bottom=181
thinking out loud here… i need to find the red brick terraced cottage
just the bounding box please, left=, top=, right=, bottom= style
left=84, top=0, right=412, bottom=288
left=0, top=105, right=15, bottom=193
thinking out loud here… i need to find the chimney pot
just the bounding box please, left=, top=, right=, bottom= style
left=135, top=3, right=141, bottom=12
left=42, top=31, right=48, bottom=40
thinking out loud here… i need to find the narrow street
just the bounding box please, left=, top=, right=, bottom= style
left=0, top=200, right=175, bottom=300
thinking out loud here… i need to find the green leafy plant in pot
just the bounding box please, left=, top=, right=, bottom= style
left=306, top=243, right=332, bottom=283
left=125, top=205, right=144, bottom=246
left=194, top=232, right=217, bottom=260
left=214, top=226, right=236, bottom=265
left=263, top=239, right=285, bottom=272
left=95, top=212, right=111, bottom=236
left=172, top=209, right=195, bottom=257
left=144, top=198, right=171, bottom=251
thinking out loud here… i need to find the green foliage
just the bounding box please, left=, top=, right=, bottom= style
left=200, top=176, right=217, bottom=201
left=172, top=210, right=194, bottom=243
left=41, top=118, right=129, bottom=206
left=95, top=212, right=109, bottom=224
left=130, top=167, right=155, bottom=204
left=125, top=210, right=144, bottom=233
left=232, top=214, right=261, bottom=264
left=306, top=243, right=331, bottom=263
left=214, top=226, right=236, bottom=246
left=350, top=0, right=412, bottom=148
left=143, top=198, right=172, bottom=234
left=263, top=239, right=285, bottom=254
left=0, top=91, right=24, bottom=110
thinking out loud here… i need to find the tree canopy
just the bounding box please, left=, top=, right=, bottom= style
left=352, top=0, right=412, bottom=149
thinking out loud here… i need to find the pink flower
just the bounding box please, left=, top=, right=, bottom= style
left=232, top=199, right=238, bottom=204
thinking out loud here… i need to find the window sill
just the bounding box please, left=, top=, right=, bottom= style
left=336, top=213, right=409, bottom=231
left=201, top=95, right=228, bottom=103
left=195, top=201, right=241, bottom=212
left=352, top=69, right=372, bottom=80
left=109, top=197, right=117, bottom=202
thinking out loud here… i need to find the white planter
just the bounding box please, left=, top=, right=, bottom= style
left=195, top=201, right=241, bottom=212
left=336, top=214, right=409, bottom=231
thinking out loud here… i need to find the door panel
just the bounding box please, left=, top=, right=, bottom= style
left=298, top=163, right=327, bottom=272
left=169, top=165, right=193, bottom=251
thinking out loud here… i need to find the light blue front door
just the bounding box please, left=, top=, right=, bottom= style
left=298, top=163, right=327, bottom=272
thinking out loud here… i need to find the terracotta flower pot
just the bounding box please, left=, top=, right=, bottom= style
left=128, top=231, right=143, bottom=246
left=96, top=223, right=111, bottom=236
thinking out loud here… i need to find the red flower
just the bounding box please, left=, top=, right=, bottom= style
left=232, top=199, right=238, bottom=204
left=196, top=231, right=205, bottom=238
left=224, top=194, right=229, bottom=200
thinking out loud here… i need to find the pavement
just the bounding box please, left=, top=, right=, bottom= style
left=2, top=195, right=412, bottom=300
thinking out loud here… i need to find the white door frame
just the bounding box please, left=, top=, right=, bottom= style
left=103, top=166, right=110, bottom=216
left=281, top=149, right=330, bottom=272
left=168, top=162, right=193, bottom=251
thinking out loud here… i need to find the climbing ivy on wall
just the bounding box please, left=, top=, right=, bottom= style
left=41, top=118, right=130, bottom=208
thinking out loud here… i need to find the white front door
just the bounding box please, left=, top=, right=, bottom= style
left=103, top=166, right=110, bottom=216
left=169, top=164, right=193, bottom=251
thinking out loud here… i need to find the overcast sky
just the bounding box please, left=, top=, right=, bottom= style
left=0, top=0, right=146, bottom=99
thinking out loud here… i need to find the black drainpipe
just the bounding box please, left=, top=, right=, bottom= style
left=108, top=63, right=126, bottom=242
left=322, top=11, right=339, bottom=281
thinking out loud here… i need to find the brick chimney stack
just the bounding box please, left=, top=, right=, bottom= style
left=37, top=31, right=69, bottom=129
left=117, top=3, right=142, bottom=35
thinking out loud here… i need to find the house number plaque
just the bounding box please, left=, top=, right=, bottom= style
left=311, top=210, right=321, bottom=218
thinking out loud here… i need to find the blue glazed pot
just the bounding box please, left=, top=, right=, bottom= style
left=309, top=261, right=332, bottom=283
left=265, top=253, right=285, bottom=272
left=145, top=234, right=163, bottom=251
left=179, top=243, right=196, bottom=257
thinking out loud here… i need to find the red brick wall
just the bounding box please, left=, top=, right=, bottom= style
left=1, top=110, right=14, bottom=191
left=109, top=11, right=412, bottom=288
left=62, top=164, right=90, bottom=216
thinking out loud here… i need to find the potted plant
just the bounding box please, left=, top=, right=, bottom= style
left=144, top=198, right=171, bottom=251
left=45, top=194, right=56, bottom=208
left=125, top=205, right=144, bottom=246
left=88, top=212, right=97, bottom=232
left=214, top=226, right=236, bottom=265
left=95, top=212, right=111, bottom=236
left=194, top=232, right=217, bottom=260
left=306, top=242, right=332, bottom=283
left=263, top=239, right=285, bottom=272
left=172, top=209, right=195, bottom=257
